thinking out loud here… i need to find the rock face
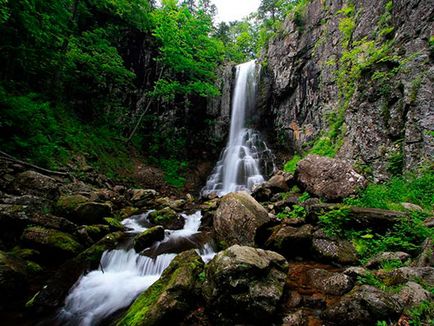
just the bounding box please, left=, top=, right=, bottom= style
left=296, top=155, right=366, bottom=201
left=265, top=0, right=433, bottom=179
left=323, top=285, right=403, bottom=325
left=118, top=250, right=204, bottom=326
left=214, top=192, right=270, bottom=248
left=203, top=245, right=288, bottom=324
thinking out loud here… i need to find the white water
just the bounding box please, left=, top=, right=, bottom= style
left=59, top=211, right=215, bottom=326
left=201, top=60, right=274, bottom=197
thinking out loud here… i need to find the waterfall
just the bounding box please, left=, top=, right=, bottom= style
left=202, top=60, right=275, bottom=197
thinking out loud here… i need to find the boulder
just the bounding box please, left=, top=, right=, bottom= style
left=118, top=250, right=204, bottom=326
left=311, top=236, right=358, bottom=265
left=21, top=226, right=83, bottom=260
left=306, top=269, right=354, bottom=296
left=9, top=171, right=60, bottom=200
left=265, top=224, right=314, bottom=258
left=129, top=189, right=158, bottom=207
left=56, top=195, right=112, bottom=225
left=148, top=207, right=184, bottom=230
left=295, top=155, right=366, bottom=201
left=28, top=213, right=77, bottom=234
left=322, top=285, right=403, bottom=325
left=398, top=281, right=431, bottom=308
left=103, top=217, right=125, bottom=232
left=0, top=250, right=28, bottom=306
left=267, top=170, right=294, bottom=192
left=214, top=192, right=270, bottom=248
left=378, top=267, right=434, bottom=286
left=134, top=226, right=165, bottom=252
left=365, top=251, right=411, bottom=269
left=155, top=197, right=186, bottom=211
left=81, top=225, right=111, bottom=242
left=203, top=245, right=288, bottom=324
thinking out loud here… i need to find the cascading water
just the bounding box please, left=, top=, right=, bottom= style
left=58, top=211, right=215, bottom=326
left=201, top=60, right=275, bottom=197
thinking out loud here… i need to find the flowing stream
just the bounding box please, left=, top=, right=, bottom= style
left=58, top=211, right=215, bottom=326
left=201, top=60, right=275, bottom=197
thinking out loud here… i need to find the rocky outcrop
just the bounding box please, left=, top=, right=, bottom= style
left=203, top=245, right=288, bottom=324
left=265, top=0, right=433, bottom=179
left=296, top=155, right=366, bottom=201
left=214, top=192, right=270, bottom=248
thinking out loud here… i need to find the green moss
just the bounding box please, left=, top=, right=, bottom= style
left=283, top=155, right=302, bottom=173
left=56, top=195, right=88, bottom=212
left=104, top=217, right=125, bottom=231
left=26, top=261, right=43, bottom=274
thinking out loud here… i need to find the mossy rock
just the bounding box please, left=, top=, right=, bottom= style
left=21, top=226, right=83, bottom=260
left=82, top=224, right=111, bottom=242
left=117, top=250, right=204, bottom=326
left=119, top=206, right=139, bottom=219
left=56, top=194, right=89, bottom=216
left=104, top=217, right=125, bottom=231
left=148, top=207, right=184, bottom=230
left=56, top=195, right=112, bottom=225
left=133, top=226, right=165, bottom=252
left=0, top=250, right=28, bottom=305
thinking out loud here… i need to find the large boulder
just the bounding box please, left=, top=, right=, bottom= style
left=214, top=192, right=270, bottom=248
left=203, top=245, right=288, bottom=324
left=295, top=155, right=366, bottom=201
left=9, top=171, right=60, bottom=200
left=133, top=226, right=165, bottom=252
left=118, top=250, right=204, bottom=326
left=322, top=285, right=403, bottom=325
left=56, top=195, right=112, bottom=225
left=311, top=232, right=358, bottom=265
left=21, top=226, right=83, bottom=260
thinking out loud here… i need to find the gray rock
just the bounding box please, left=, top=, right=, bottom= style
left=398, top=281, right=431, bottom=308
left=322, top=285, right=403, bottom=325
left=365, top=251, right=411, bottom=269
left=214, top=192, right=270, bottom=248
left=204, top=245, right=288, bottom=324
left=379, top=267, right=434, bottom=286
left=9, top=171, right=60, bottom=200
left=295, top=155, right=366, bottom=201
left=311, top=237, right=358, bottom=265
left=307, top=268, right=354, bottom=295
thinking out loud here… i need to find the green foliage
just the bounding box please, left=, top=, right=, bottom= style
left=159, top=159, right=187, bottom=188
left=406, top=300, right=434, bottom=326
left=345, top=170, right=434, bottom=211
left=318, top=207, right=351, bottom=237
left=283, top=154, right=302, bottom=173
left=276, top=205, right=307, bottom=220
left=299, top=192, right=310, bottom=203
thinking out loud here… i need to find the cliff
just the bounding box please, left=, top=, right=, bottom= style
left=265, top=0, right=433, bottom=179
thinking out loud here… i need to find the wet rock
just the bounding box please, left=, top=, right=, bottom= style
left=119, top=206, right=139, bottom=219
left=311, top=236, right=358, bottom=265
left=365, top=251, right=411, bottom=269
left=118, top=250, right=204, bottom=326
left=129, top=189, right=158, bottom=207
left=56, top=195, right=112, bottom=225
left=9, top=171, right=60, bottom=200
left=413, top=238, right=434, bottom=267
left=81, top=224, right=111, bottom=242
left=134, top=226, right=165, bottom=252
left=265, top=224, right=314, bottom=258
left=203, top=245, right=288, bottom=324
left=251, top=184, right=273, bottom=202
left=0, top=250, right=28, bottom=306
left=214, top=192, right=270, bottom=248
left=148, top=207, right=184, bottom=230
left=28, top=232, right=125, bottom=314
left=398, top=281, right=431, bottom=308
left=21, top=226, right=83, bottom=260
left=378, top=267, right=434, bottom=286
left=103, top=217, right=125, bottom=232
left=307, top=268, right=354, bottom=296
left=322, top=285, right=403, bottom=325
left=155, top=197, right=186, bottom=211
left=55, top=194, right=89, bottom=216
left=295, top=155, right=366, bottom=201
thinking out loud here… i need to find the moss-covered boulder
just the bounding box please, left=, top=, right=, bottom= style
left=0, top=250, right=28, bottom=306
left=148, top=207, right=183, bottom=230
left=203, top=245, right=288, bottom=324
left=56, top=195, right=112, bottom=225
left=82, top=224, right=111, bottom=242
left=117, top=250, right=204, bottom=326
left=134, top=226, right=165, bottom=252
left=21, top=226, right=83, bottom=260
left=104, top=217, right=125, bottom=232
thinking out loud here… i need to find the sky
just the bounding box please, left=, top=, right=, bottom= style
left=212, top=0, right=261, bottom=22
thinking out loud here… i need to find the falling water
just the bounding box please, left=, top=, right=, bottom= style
left=58, top=211, right=215, bottom=326
left=202, top=60, right=275, bottom=197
